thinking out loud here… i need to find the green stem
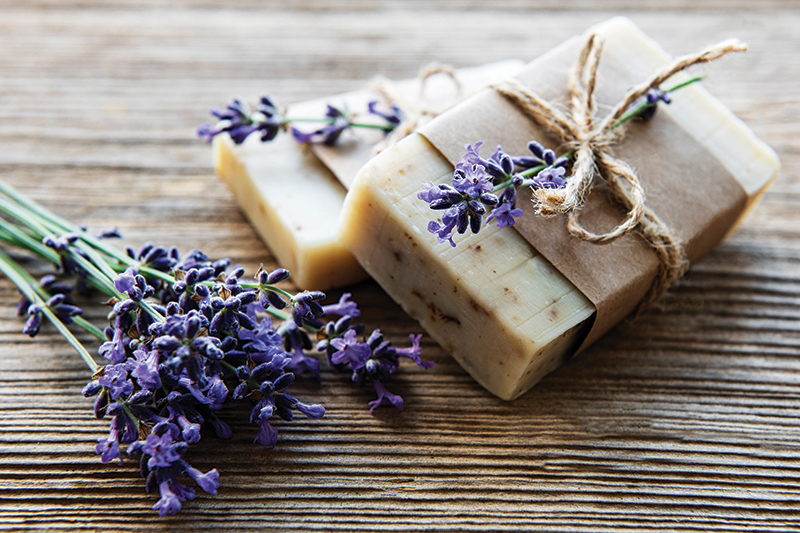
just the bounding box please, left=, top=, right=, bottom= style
left=0, top=248, right=98, bottom=373
left=611, top=75, right=705, bottom=130
left=285, top=117, right=394, bottom=131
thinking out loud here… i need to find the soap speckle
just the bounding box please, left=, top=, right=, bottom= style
left=469, top=298, right=490, bottom=317
left=393, top=251, right=402, bottom=262
left=549, top=307, right=560, bottom=321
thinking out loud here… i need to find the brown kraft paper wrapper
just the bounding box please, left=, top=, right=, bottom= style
left=419, top=20, right=749, bottom=353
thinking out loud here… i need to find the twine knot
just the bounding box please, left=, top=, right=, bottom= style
left=492, top=33, right=747, bottom=310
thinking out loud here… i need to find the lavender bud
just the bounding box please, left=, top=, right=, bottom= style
left=266, top=291, right=286, bottom=310
left=238, top=291, right=257, bottom=305
left=82, top=380, right=102, bottom=397
left=233, top=382, right=249, bottom=400
left=235, top=365, right=250, bottom=380
left=129, top=390, right=153, bottom=404
left=273, top=372, right=294, bottom=391
left=93, top=391, right=109, bottom=418
left=259, top=380, right=275, bottom=395
left=266, top=268, right=290, bottom=284
left=528, top=140, right=545, bottom=158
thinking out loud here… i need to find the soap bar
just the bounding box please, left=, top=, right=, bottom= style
left=212, top=61, right=524, bottom=290
left=338, top=18, right=780, bottom=400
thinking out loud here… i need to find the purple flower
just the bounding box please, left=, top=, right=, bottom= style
left=427, top=209, right=460, bottom=247
left=45, top=293, right=82, bottom=324
left=197, top=95, right=283, bottom=145
left=368, top=381, right=404, bottom=413
left=320, top=292, right=360, bottom=318
left=290, top=290, right=325, bottom=327
left=636, top=88, right=673, bottom=121
left=417, top=181, right=447, bottom=204
left=367, top=100, right=402, bottom=128
left=330, top=329, right=371, bottom=368
left=177, top=459, right=219, bottom=495
left=515, top=141, right=569, bottom=170
left=98, top=364, right=134, bottom=400
left=282, top=321, right=320, bottom=379
left=95, top=417, right=123, bottom=464
left=152, top=480, right=185, bottom=517
left=130, top=346, right=161, bottom=389
left=290, top=104, right=351, bottom=146
left=458, top=141, right=486, bottom=168
left=22, top=304, right=42, bottom=337
left=151, top=470, right=195, bottom=517
left=98, top=317, right=127, bottom=364
left=143, top=432, right=183, bottom=470
left=531, top=166, right=567, bottom=189
left=452, top=161, right=492, bottom=199
left=393, top=334, right=435, bottom=369
left=486, top=201, right=524, bottom=228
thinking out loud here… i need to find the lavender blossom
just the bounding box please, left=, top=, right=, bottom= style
left=291, top=104, right=351, bottom=146
left=638, top=88, right=673, bottom=121
left=367, top=100, right=403, bottom=126
left=531, top=166, right=567, bottom=189
left=197, top=95, right=283, bottom=145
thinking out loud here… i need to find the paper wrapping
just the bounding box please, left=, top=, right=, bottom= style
left=288, top=60, right=524, bottom=189
left=419, top=21, right=749, bottom=352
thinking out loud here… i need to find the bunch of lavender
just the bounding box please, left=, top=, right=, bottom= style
left=197, top=94, right=402, bottom=147
left=418, top=80, right=692, bottom=247
left=0, top=178, right=432, bottom=516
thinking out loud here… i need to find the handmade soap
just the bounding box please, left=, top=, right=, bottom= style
left=213, top=61, right=523, bottom=290
left=338, top=18, right=780, bottom=400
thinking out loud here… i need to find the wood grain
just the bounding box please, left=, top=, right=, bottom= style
left=1, top=2, right=799, bottom=532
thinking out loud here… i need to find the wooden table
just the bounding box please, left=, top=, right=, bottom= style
left=1, top=1, right=799, bottom=531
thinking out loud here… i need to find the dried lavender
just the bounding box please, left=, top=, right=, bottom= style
left=0, top=178, right=433, bottom=516
left=419, top=79, right=700, bottom=246
left=198, top=95, right=402, bottom=147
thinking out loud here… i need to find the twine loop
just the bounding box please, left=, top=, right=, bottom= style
left=492, top=33, right=747, bottom=309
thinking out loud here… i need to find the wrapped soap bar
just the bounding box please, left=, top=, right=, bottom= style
left=338, top=17, right=780, bottom=400
left=212, top=61, right=523, bottom=289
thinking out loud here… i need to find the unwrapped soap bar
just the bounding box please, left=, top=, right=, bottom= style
left=338, top=17, right=780, bottom=400
left=212, top=61, right=523, bottom=289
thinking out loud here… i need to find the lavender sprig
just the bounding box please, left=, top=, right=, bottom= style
left=198, top=95, right=402, bottom=147
left=0, top=178, right=433, bottom=516
left=419, top=77, right=702, bottom=246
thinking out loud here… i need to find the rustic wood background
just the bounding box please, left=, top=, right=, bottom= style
left=1, top=1, right=799, bottom=531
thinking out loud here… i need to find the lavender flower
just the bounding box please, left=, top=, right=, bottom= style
left=2, top=180, right=436, bottom=515
left=531, top=166, right=567, bottom=189
left=323, top=327, right=434, bottom=413
left=197, top=95, right=283, bottom=145
left=367, top=100, right=403, bottom=126
left=419, top=139, right=574, bottom=245
left=638, top=88, right=673, bottom=121
left=291, top=104, right=351, bottom=146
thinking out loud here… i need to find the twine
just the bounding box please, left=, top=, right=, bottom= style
left=369, top=62, right=462, bottom=154
left=492, top=34, right=747, bottom=311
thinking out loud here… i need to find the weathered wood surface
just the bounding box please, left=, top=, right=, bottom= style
left=1, top=2, right=799, bottom=531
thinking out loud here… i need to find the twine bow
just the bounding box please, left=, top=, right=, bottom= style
left=492, top=33, right=747, bottom=310
left=370, top=62, right=462, bottom=154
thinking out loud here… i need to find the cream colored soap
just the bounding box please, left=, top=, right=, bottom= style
left=213, top=61, right=524, bottom=290
left=214, top=133, right=364, bottom=290
left=338, top=18, right=780, bottom=400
